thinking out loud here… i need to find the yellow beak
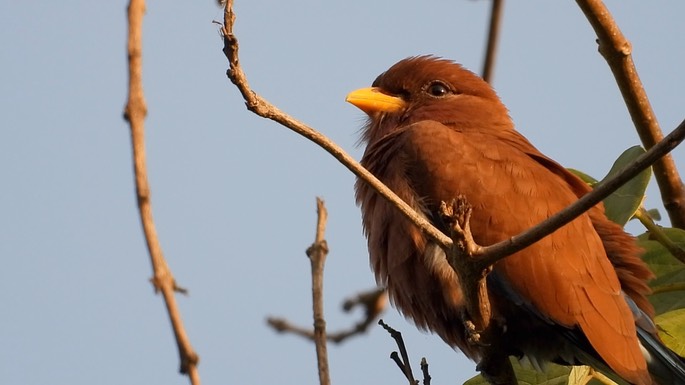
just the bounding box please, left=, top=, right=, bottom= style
left=345, top=87, right=407, bottom=115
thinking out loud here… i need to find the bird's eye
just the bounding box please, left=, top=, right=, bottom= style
left=426, top=81, right=450, bottom=97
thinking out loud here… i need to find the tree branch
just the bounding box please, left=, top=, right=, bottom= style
left=379, top=320, right=417, bottom=385
left=481, top=0, right=505, bottom=84
left=575, top=0, right=685, bottom=228
left=123, top=1, right=199, bottom=383
left=306, top=197, right=331, bottom=385
left=634, top=207, right=685, bottom=264
left=440, top=198, right=515, bottom=384
left=218, top=0, right=451, bottom=249
left=477, top=118, right=685, bottom=269
left=267, top=287, right=387, bottom=343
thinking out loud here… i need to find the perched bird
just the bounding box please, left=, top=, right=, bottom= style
left=347, top=56, right=685, bottom=385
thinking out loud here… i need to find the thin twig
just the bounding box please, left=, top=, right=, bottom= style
left=481, top=0, right=504, bottom=83
left=123, top=1, right=199, bottom=383
left=306, top=198, right=331, bottom=385
left=420, top=357, right=432, bottom=385
left=634, top=207, right=685, bottom=264
left=650, top=282, right=685, bottom=296
left=379, top=320, right=417, bottom=385
left=576, top=0, right=685, bottom=228
left=267, top=287, right=387, bottom=343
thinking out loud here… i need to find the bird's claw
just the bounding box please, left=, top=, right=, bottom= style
left=464, top=319, right=489, bottom=347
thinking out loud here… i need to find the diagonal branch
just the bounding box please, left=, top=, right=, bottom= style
left=218, top=1, right=450, bottom=247
left=124, top=1, right=199, bottom=383
left=576, top=0, right=685, bottom=229
left=477, top=118, right=685, bottom=269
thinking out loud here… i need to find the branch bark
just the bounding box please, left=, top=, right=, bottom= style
left=306, top=198, right=331, bottom=385
left=124, top=1, right=199, bottom=383
left=481, top=0, right=504, bottom=84
left=576, top=0, right=685, bottom=228
left=267, top=287, right=386, bottom=343
left=219, top=1, right=451, bottom=249
left=440, top=198, right=515, bottom=384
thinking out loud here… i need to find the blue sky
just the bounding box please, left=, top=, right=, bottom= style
left=2, top=1, right=684, bottom=384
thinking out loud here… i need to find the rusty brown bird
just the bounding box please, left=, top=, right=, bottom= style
left=347, top=56, right=685, bottom=385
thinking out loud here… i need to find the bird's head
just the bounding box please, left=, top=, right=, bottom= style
left=347, top=55, right=513, bottom=145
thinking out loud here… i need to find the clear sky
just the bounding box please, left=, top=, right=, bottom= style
left=2, top=1, right=684, bottom=384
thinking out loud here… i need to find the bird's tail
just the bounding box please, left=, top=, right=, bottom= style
left=637, top=327, right=685, bottom=385
left=625, top=294, right=685, bottom=385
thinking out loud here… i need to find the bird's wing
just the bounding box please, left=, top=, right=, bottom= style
left=495, top=128, right=654, bottom=315
left=397, top=120, right=650, bottom=384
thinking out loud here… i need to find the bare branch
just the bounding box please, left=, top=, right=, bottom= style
left=440, top=198, right=490, bottom=330
left=481, top=0, right=505, bottom=84
left=219, top=0, right=451, bottom=248
left=379, top=320, right=417, bottom=385
left=123, top=1, right=199, bottom=383
left=420, top=357, right=432, bottom=385
left=440, top=198, right=515, bottom=384
left=479, top=118, right=685, bottom=268
left=267, top=287, right=387, bottom=343
left=576, top=0, right=685, bottom=228
left=306, top=197, right=331, bottom=385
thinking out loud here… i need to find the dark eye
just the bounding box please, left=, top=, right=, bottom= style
left=426, top=81, right=450, bottom=97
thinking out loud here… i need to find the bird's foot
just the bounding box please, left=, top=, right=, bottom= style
left=464, top=319, right=489, bottom=347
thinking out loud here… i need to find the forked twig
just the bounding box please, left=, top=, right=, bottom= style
left=440, top=198, right=515, bottom=384
left=267, top=287, right=387, bottom=343
left=379, top=320, right=417, bottom=385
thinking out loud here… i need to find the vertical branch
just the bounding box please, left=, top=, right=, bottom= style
left=306, top=198, right=331, bottom=385
left=123, top=1, right=200, bottom=384
left=481, top=0, right=504, bottom=84
left=576, top=0, right=685, bottom=228
left=439, top=198, right=515, bottom=384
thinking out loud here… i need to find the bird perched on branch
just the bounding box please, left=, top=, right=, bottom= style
left=347, top=56, right=685, bottom=385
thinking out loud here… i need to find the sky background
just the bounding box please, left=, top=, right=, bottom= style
left=2, top=1, right=684, bottom=384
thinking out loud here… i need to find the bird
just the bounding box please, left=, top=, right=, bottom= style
left=346, top=56, right=685, bottom=385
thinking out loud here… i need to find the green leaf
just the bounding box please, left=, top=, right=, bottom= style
left=567, top=146, right=651, bottom=226
left=655, top=308, right=685, bottom=356
left=568, top=366, right=621, bottom=385
left=646, top=208, right=662, bottom=221
left=600, top=146, right=651, bottom=226
left=638, top=228, right=685, bottom=314
left=567, top=168, right=598, bottom=186
left=463, top=358, right=571, bottom=385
